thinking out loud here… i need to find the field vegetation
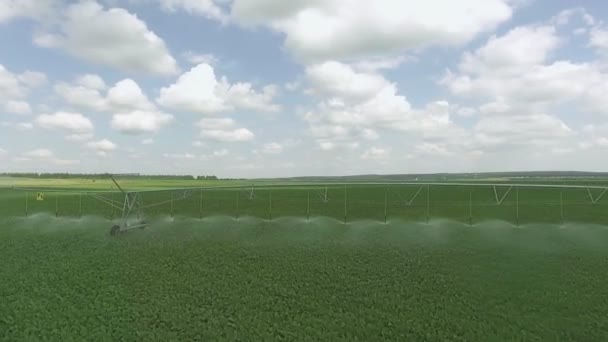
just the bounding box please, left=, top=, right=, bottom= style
left=2, top=177, right=608, bottom=340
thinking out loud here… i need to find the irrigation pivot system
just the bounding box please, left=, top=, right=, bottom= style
left=5, top=179, right=608, bottom=232
left=12, top=175, right=198, bottom=235
left=90, top=175, right=153, bottom=235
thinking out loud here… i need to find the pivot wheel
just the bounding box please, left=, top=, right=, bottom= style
left=110, top=225, right=120, bottom=236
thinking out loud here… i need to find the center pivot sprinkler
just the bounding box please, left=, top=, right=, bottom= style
left=107, top=175, right=147, bottom=236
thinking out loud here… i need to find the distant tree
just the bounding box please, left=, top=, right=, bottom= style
left=0, top=173, right=219, bottom=180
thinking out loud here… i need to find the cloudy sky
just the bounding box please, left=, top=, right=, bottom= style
left=1, top=0, right=608, bottom=177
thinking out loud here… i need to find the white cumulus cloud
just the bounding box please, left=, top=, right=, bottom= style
left=75, top=73, right=106, bottom=90
left=4, top=100, right=32, bottom=115
left=54, top=75, right=174, bottom=134
left=34, top=1, right=178, bottom=75
left=303, top=61, right=452, bottom=149
left=443, top=24, right=608, bottom=117
left=107, top=78, right=156, bottom=111
left=157, top=63, right=279, bottom=114
left=66, top=133, right=94, bottom=142
left=111, top=110, right=173, bottom=134
left=0, top=65, right=24, bottom=99
left=473, top=114, right=573, bottom=150
left=87, top=139, right=117, bottom=151
left=35, top=111, right=94, bottom=133
left=0, top=64, right=45, bottom=101
left=197, top=117, right=254, bottom=142
left=0, top=0, right=58, bottom=23
left=107, top=78, right=174, bottom=134
left=590, top=26, right=608, bottom=57
left=54, top=81, right=107, bottom=112
left=182, top=51, right=219, bottom=65
left=158, top=0, right=227, bottom=22
left=231, top=0, right=514, bottom=62
left=18, top=71, right=47, bottom=88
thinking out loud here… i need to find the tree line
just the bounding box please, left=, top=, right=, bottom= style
left=0, top=173, right=219, bottom=180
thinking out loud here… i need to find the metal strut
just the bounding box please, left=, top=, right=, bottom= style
left=587, top=187, right=608, bottom=204
left=108, top=175, right=147, bottom=236
left=319, top=186, right=329, bottom=203
left=398, top=186, right=423, bottom=206
left=493, top=185, right=513, bottom=205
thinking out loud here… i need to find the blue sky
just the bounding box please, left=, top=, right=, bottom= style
left=1, top=0, right=608, bottom=177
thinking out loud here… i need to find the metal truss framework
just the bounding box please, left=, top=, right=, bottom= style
left=10, top=180, right=608, bottom=234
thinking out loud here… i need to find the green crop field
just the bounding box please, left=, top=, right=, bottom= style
left=2, top=178, right=608, bottom=340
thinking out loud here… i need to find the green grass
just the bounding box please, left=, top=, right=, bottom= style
left=2, top=178, right=608, bottom=340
